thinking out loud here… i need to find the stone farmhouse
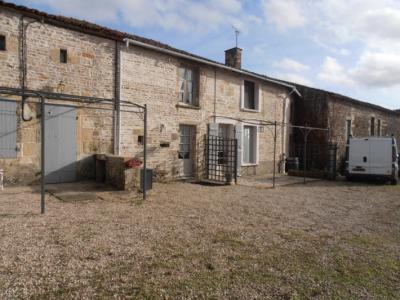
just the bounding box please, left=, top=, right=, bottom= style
left=0, top=1, right=399, bottom=187
left=0, top=1, right=299, bottom=186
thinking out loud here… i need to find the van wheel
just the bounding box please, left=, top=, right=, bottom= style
left=345, top=175, right=353, bottom=182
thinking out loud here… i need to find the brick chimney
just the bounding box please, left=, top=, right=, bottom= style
left=225, top=47, right=242, bottom=69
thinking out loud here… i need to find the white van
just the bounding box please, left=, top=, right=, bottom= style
left=345, top=136, right=399, bottom=185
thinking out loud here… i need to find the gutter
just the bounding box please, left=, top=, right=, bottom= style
left=123, top=38, right=301, bottom=97
left=281, top=88, right=297, bottom=170
left=114, top=40, right=121, bottom=156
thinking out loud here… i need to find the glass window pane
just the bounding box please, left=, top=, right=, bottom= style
left=244, top=81, right=255, bottom=109
left=243, top=127, right=250, bottom=163
left=187, top=81, right=193, bottom=93
left=178, top=67, right=185, bottom=79
left=186, top=69, right=192, bottom=80
left=243, top=126, right=256, bottom=164
left=187, top=92, right=192, bottom=104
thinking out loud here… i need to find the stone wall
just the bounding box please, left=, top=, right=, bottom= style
left=25, top=18, right=115, bottom=98
left=0, top=10, right=116, bottom=183
left=0, top=10, right=20, bottom=88
left=327, top=95, right=400, bottom=170
left=120, top=45, right=291, bottom=179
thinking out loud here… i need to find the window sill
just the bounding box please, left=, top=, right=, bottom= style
left=176, top=103, right=200, bottom=110
left=241, top=108, right=261, bottom=113
left=241, top=163, right=258, bottom=167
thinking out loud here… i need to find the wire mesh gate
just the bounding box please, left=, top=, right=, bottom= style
left=204, top=135, right=238, bottom=184
left=292, top=142, right=338, bottom=180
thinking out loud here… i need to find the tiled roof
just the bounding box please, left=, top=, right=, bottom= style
left=277, top=80, right=400, bottom=115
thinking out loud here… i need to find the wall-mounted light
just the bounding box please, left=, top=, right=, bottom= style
left=159, top=124, right=165, bottom=132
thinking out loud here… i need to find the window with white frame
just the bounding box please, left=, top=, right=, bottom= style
left=178, top=66, right=198, bottom=106
left=242, top=80, right=260, bottom=111
left=243, top=125, right=257, bottom=164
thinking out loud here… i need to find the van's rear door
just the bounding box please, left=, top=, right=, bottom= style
left=369, top=138, right=392, bottom=175
left=349, top=138, right=370, bottom=174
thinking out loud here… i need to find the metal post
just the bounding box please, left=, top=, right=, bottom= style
left=303, top=128, right=309, bottom=184
left=40, top=95, right=45, bottom=214
left=272, top=121, right=277, bottom=188
left=143, top=104, right=147, bottom=200
left=234, top=138, right=238, bottom=184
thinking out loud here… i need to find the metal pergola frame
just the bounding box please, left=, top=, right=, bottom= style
left=254, top=122, right=330, bottom=187
left=212, top=115, right=330, bottom=187
left=0, top=86, right=148, bottom=214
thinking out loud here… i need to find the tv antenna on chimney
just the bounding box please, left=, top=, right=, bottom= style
left=232, top=25, right=240, bottom=48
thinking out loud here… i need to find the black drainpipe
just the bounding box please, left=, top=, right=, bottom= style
left=114, top=40, right=121, bottom=155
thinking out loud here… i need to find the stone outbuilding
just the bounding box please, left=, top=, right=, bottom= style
left=290, top=84, right=400, bottom=173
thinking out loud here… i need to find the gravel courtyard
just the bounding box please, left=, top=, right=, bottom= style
left=1, top=180, right=399, bottom=299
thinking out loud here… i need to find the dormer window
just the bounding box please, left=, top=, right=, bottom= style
left=0, top=35, right=6, bottom=51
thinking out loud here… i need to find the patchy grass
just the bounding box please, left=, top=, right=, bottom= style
left=0, top=181, right=399, bottom=299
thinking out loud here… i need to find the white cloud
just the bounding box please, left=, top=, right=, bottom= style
left=280, top=0, right=400, bottom=98
left=319, top=52, right=400, bottom=88
left=272, top=58, right=312, bottom=85
left=318, top=57, right=354, bottom=86
left=352, top=52, right=400, bottom=87
left=25, top=0, right=246, bottom=34
left=314, top=0, right=400, bottom=48
left=276, top=73, right=313, bottom=86
left=276, top=58, right=310, bottom=72
left=262, top=0, right=306, bottom=32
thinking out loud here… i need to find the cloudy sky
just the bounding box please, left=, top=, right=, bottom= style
left=11, top=0, right=400, bottom=109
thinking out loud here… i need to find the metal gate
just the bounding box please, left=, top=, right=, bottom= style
left=204, top=135, right=238, bottom=183
left=294, top=142, right=338, bottom=179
